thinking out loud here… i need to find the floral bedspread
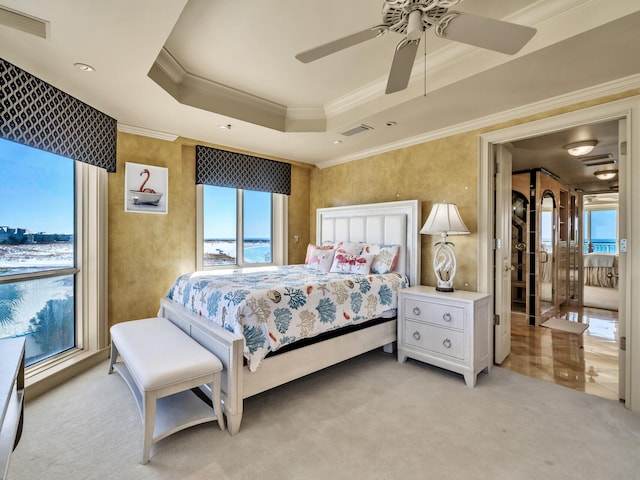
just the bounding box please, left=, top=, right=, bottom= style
left=166, top=265, right=408, bottom=371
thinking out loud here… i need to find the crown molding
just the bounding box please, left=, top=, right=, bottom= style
left=117, top=123, right=179, bottom=141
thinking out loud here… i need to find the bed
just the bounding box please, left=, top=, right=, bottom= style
left=584, top=253, right=618, bottom=288
left=158, top=199, right=421, bottom=435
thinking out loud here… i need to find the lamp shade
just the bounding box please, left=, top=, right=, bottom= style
left=420, top=203, right=470, bottom=236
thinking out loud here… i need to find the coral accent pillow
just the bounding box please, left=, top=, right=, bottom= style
left=362, top=244, right=400, bottom=274
left=306, top=247, right=336, bottom=272
left=304, top=243, right=333, bottom=264
left=329, top=253, right=374, bottom=274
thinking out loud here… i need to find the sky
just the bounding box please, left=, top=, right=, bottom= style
left=0, top=139, right=75, bottom=234
left=203, top=185, right=271, bottom=239
left=587, top=209, right=617, bottom=240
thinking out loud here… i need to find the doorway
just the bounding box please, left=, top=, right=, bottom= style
left=478, top=97, right=639, bottom=410
left=499, top=126, right=620, bottom=401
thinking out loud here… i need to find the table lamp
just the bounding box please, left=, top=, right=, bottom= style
left=420, top=203, right=470, bottom=292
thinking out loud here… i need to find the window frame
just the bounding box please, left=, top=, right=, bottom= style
left=23, top=161, right=109, bottom=388
left=196, top=185, right=287, bottom=270
left=583, top=203, right=618, bottom=254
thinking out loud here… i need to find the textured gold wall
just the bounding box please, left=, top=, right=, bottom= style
left=108, top=134, right=196, bottom=327
left=288, top=165, right=311, bottom=264
left=310, top=134, right=479, bottom=290
left=108, top=134, right=312, bottom=328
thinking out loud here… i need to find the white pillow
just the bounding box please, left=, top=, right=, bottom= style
left=329, top=253, right=374, bottom=275
left=306, top=247, right=335, bottom=272
left=304, top=243, right=333, bottom=264
left=362, top=244, right=401, bottom=274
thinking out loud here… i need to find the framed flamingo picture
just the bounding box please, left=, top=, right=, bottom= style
left=124, top=162, right=168, bottom=214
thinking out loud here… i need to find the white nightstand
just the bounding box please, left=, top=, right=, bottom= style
left=397, top=286, right=492, bottom=387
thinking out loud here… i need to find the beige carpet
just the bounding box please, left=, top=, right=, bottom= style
left=541, top=317, right=589, bottom=334
left=9, top=351, right=640, bottom=480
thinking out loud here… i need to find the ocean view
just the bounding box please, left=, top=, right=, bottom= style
left=204, top=239, right=272, bottom=265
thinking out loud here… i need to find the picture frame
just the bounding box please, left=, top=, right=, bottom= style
left=124, top=162, right=168, bottom=214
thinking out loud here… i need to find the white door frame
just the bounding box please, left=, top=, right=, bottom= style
left=478, top=96, right=640, bottom=411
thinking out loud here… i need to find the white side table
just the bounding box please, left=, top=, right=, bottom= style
left=398, top=286, right=491, bottom=387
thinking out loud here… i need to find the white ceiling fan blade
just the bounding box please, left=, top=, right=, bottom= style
left=385, top=38, right=420, bottom=94
left=438, top=12, right=536, bottom=55
left=296, top=27, right=386, bottom=63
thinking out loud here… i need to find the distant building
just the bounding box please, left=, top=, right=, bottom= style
left=0, top=226, right=71, bottom=244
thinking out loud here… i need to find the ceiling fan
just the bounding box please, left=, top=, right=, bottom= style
left=295, top=0, right=537, bottom=94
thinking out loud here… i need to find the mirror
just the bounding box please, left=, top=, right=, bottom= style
left=540, top=191, right=555, bottom=314
left=511, top=191, right=528, bottom=314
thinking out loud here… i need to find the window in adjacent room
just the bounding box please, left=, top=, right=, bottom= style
left=0, top=139, right=76, bottom=366
left=200, top=185, right=286, bottom=268
left=583, top=197, right=618, bottom=254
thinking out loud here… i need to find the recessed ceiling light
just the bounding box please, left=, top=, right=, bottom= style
left=386, top=121, right=397, bottom=127
left=74, top=62, right=95, bottom=72
left=333, top=140, right=342, bottom=144
left=218, top=124, right=232, bottom=130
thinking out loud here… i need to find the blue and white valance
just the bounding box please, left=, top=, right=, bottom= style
left=196, top=145, right=291, bottom=195
left=0, top=58, right=117, bottom=172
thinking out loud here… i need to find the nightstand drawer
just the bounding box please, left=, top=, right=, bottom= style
left=404, top=320, right=464, bottom=360
left=404, top=298, right=464, bottom=330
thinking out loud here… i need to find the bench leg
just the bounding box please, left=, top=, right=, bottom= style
left=141, top=391, right=156, bottom=464
left=211, top=373, right=225, bottom=431
left=108, top=341, right=118, bottom=374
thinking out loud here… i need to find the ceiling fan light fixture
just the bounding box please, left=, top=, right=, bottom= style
left=564, top=140, right=597, bottom=157
left=594, top=169, right=618, bottom=181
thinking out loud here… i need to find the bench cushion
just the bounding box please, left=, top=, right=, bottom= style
left=110, top=317, right=222, bottom=391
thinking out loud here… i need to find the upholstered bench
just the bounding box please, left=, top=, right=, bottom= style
left=108, top=317, right=225, bottom=464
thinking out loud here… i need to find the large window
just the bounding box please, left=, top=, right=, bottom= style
left=199, top=185, right=286, bottom=268
left=584, top=206, right=617, bottom=254
left=0, top=139, right=76, bottom=366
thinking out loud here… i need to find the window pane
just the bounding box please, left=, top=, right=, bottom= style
left=0, top=275, right=75, bottom=367
left=0, top=139, right=76, bottom=366
left=203, top=185, right=237, bottom=266
left=243, top=190, right=272, bottom=264
left=0, top=140, right=75, bottom=276
left=590, top=209, right=617, bottom=253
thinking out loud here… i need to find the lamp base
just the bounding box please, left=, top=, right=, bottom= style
left=435, top=286, right=454, bottom=293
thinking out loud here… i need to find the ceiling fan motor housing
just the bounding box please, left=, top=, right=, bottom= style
left=381, top=0, right=462, bottom=35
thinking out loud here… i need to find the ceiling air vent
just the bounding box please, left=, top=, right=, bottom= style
left=0, top=6, right=48, bottom=38
left=341, top=124, right=374, bottom=137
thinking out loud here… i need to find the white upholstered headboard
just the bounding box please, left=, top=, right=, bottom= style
left=316, top=200, right=421, bottom=286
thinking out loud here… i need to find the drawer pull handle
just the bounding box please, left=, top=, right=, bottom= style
left=443, top=338, right=452, bottom=349
left=413, top=306, right=421, bottom=316
left=442, top=313, right=452, bottom=322
left=413, top=331, right=421, bottom=340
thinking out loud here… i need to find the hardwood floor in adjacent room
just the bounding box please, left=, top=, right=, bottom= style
left=500, top=306, right=619, bottom=401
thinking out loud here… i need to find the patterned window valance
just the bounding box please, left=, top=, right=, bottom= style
left=196, top=145, right=291, bottom=195
left=0, top=58, right=117, bottom=172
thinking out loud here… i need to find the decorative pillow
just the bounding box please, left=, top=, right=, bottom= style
left=362, top=244, right=400, bottom=274
left=306, top=247, right=336, bottom=272
left=304, top=243, right=333, bottom=264
left=329, top=253, right=374, bottom=274
left=334, top=241, right=364, bottom=256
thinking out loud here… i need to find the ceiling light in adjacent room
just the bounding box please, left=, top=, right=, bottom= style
left=594, top=169, right=618, bottom=181
left=564, top=140, right=597, bottom=156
